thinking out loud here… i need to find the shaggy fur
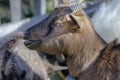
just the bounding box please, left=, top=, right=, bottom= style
left=78, top=40, right=120, bottom=80
left=24, top=8, right=120, bottom=79
left=0, top=39, right=50, bottom=80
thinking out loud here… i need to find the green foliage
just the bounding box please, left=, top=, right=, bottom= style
left=0, top=0, right=9, bottom=6
left=24, top=7, right=33, bottom=18
left=49, top=72, right=65, bottom=80
left=46, top=0, right=54, bottom=14
left=1, top=15, right=10, bottom=24
left=49, top=73, right=62, bottom=80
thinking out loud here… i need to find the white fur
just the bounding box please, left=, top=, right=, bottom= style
left=0, top=15, right=47, bottom=43
left=92, top=0, right=120, bottom=43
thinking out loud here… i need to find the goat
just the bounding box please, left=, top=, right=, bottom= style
left=92, top=0, right=120, bottom=43
left=23, top=8, right=120, bottom=80
left=0, top=39, right=50, bottom=80
left=22, top=0, right=120, bottom=80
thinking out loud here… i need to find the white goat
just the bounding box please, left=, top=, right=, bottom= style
left=92, top=0, right=120, bottom=43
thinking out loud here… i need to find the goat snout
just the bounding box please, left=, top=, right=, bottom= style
left=24, top=40, right=41, bottom=49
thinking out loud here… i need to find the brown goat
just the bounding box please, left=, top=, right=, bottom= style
left=24, top=8, right=120, bottom=80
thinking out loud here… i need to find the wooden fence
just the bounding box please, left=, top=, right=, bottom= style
left=9, top=0, right=59, bottom=23
left=0, top=0, right=103, bottom=43
left=2, top=0, right=103, bottom=23
left=0, top=0, right=60, bottom=42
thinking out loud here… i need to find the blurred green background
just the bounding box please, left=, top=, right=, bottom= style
left=0, top=0, right=55, bottom=24
left=0, top=0, right=91, bottom=24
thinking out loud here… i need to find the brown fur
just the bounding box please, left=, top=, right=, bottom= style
left=24, top=9, right=120, bottom=80
left=79, top=40, right=120, bottom=80
left=31, top=10, right=105, bottom=77
left=24, top=6, right=73, bottom=63
left=24, top=7, right=72, bottom=40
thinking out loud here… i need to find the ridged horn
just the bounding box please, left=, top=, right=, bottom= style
left=56, top=0, right=84, bottom=11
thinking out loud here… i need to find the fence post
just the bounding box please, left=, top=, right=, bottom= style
left=33, top=0, right=46, bottom=16
left=54, top=0, right=59, bottom=6
left=0, top=18, right=1, bottom=24
left=9, top=0, right=23, bottom=23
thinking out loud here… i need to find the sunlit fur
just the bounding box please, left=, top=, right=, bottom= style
left=24, top=0, right=120, bottom=79
left=78, top=40, right=120, bottom=80
left=28, top=9, right=116, bottom=79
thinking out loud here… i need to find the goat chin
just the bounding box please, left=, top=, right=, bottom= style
left=92, top=0, right=120, bottom=43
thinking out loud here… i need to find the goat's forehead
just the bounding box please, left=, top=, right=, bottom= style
left=51, top=7, right=72, bottom=15
left=27, top=7, right=72, bottom=29
left=48, top=7, right=73, bottom=19
left=46, top=8, right=73, bottom=26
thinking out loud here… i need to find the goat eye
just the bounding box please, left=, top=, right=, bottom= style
left=56, top=23, right=63, bottom=28
left=55, top=21, right=63, bottom=28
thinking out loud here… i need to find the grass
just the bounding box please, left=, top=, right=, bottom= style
left=49, top=71, right=65, bottom=80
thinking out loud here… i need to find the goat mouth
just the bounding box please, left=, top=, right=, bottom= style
left=24, top=40, right=41, bottom=49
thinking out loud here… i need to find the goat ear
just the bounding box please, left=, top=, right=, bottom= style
left=69, top=14, right=81, bottom=29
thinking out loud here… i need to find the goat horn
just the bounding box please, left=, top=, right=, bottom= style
left=56, top=0, right=84, bottom=9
